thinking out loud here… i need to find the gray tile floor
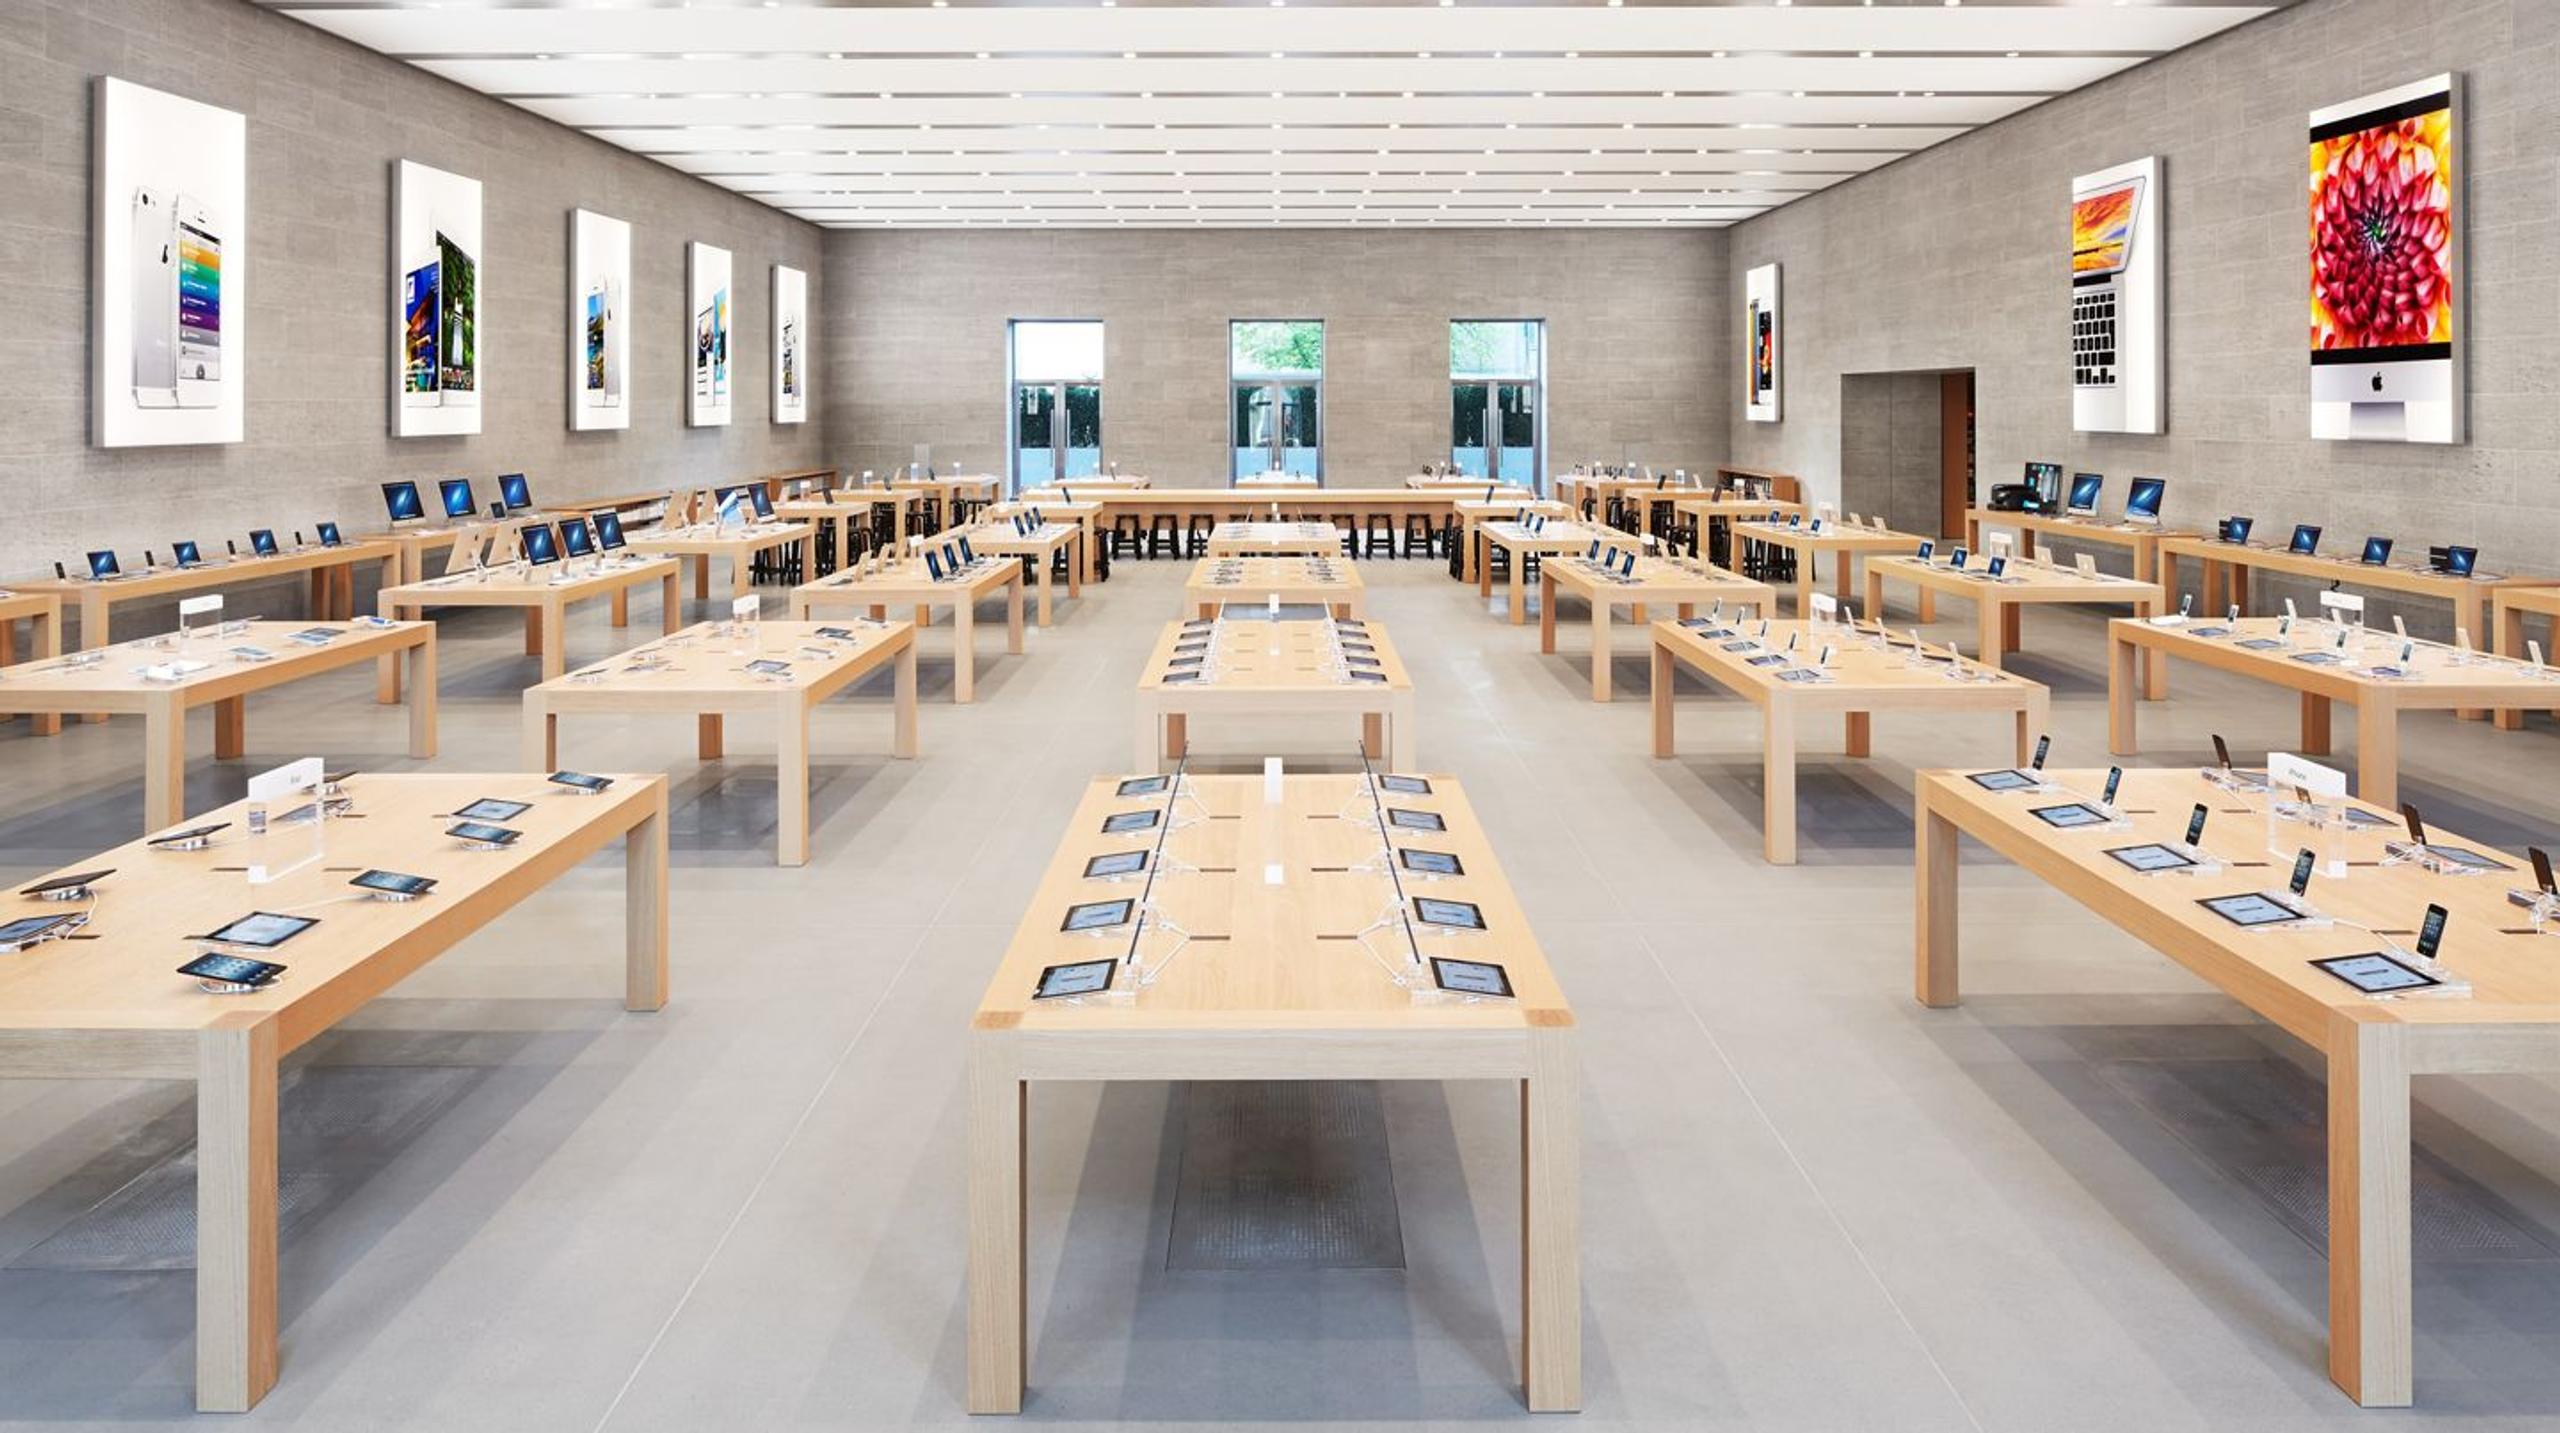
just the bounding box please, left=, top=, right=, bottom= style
left=3, top=551, right=2560, bottom=1431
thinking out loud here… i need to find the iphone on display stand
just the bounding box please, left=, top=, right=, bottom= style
left=131, top=186, right=178, bottom=408
left=172, top=195, right=222, bottom=409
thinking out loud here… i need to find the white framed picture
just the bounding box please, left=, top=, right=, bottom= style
left=391, top=160, right=484, bottom=438
left=1744, top=262, right=1780, bottom=424
left=688, top=241, right=733, bottom=428
left=2070, top=155, right=2164, bottom=435
left=2309, top=73, right=2460, bottom=443
left=92, top=77, right=247, bottom=448
left=773, top=263, right=808, bottom=425
left=570, top=209, right=631, bottom=432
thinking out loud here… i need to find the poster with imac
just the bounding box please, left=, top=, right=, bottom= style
left=92, top=77, right=246, bottom=448
left=570, top=209, right=630, bottom=432
left=1744, top=262, right=1781, bottom=423
left=2310, top=73, right=2460, bottom=444
left=391, top=160, right=483, bottom=437
left=688, top=241, right=733, bottom=428
left=772, top=264, right=809, bottom=425
left=2069, top=155, right=2163, bottom=435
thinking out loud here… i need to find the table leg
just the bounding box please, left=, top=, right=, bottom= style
left=2204, top=557, right=2226, bottom=618
left=195, top=1018, right=280, bottom=1413
left=612, top=587, right=629, bottom=628
left=2233, top=565, right=2251, bottom=615
left=2160, top=548, right=2181, bottom=615
left=2108, top=630, right=2139, bottom=756
left=2454, top=592, right=2486, bottom=721
left=662, top=573, right=682, bottom=635
left=1478, top=533, right=1493, bottom=598
left=1066, top=538, right=1083, bottom=599
left=27, top=607, right=61, bottom=735
left=1509, top=558, right=1528, bottom=626
left=407, top=637, right=437, bottom=758
left=2002, top=602, right=2021, bottom=654
left=1763, top=704, right=1797, bottom=865
left=145, top=699, right=187, bottom=833
left=523, top=703, right=557, bottom=772
left=698, top=713, right=725, bottom=760
left=1918, top=587, right=1935, bottom=624
left=893, top=641, right=919, bottom=757
left=1391, top=694, right=1417, bottom=771
left=1166, top=712, right=1188, bottom=759
left=2353, top=700, right=2397, bottom=809
left=2137, top=596, right=2168, bottom=700
left=2302, top=692, right=2334, bottom=756
left=2134, top=537, right=2157, bottom=587
left=1362, top=711, right=1385, bottom=760
left=1844, top=710, right=1871, bottom=758
left=540, top=603, right=568, bottom=681
left=1522, top=1026, right=1582, bottom=1413
left=1794, top=560, right=1812, bottom=620
left=1588, top=605, right=1613, bottom=704
left=693, top=554, right=711, bottom=603
left=2326, top=1011, right=2412, bottom=1407
left=627, top=783, right=670, bottom=1012
left=81, top=590, right=107, bottom=724
left=1834, top=552, right=1854, bottom=607
left=1976, top=600, right=2005, bottom=673
left=376, top=601, right=408, bottom=704
left=214, top=695, right=246, bottom=761
left=966, top=1035, right=1027, bottom=1415
left=1916, top=789, right=1960, bottom=1007
left=1652, top=645, right=1676, bottom=757
left=777, top=700, right=810, bottom=867
left=1007, top=577, right=1026, bottom=655
left=1538, top=573, right=1558, bottom=654
left=953, top=599, right=978, bottom=704
left=524, top=606, right=544, bottom=658
left=1863, top=567, right=1884, bottom=624
left=1035, top=559, right=1054, bottom=627
left=2494, top=600, right=2523, bottom=730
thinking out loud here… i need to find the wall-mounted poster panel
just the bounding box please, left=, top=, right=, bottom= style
left=1744, top=263, right=1780, bottom=423
left=773, top=264, right=809, bottom=425
left=392, top=160, right=484, bottom=438
left=2309, top=73, right=2460, bottom=444
left=2070, top=156, right=2164, bottom=435
left=93, top=77, right=247, bottom=448
left=688, top=241, right=733, bottom=428
left=570, top=209, right=631, bottom=432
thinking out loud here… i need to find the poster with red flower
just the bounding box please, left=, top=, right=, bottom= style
left=2308, top=74, right=2460, bottom=443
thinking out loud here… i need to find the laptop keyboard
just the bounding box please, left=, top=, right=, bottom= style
left=2073, top=288, right=2117, bottom=387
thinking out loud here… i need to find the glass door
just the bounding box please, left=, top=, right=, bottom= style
left=1062, top=383, right=1102, bottom=478
left=1013, top=383, right=1058, bottom=486
left=1278, top=384, right=1320, bottom=476
left=1450, top=383, right=1491, bottom=476
left=1449, top=381, right=1538, bottom=485
left=1232, top=384, right=1275, bottom=479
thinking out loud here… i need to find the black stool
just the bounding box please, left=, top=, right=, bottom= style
left=1148, top=514, right=1181, bottom=558
left=1363, top=513, right=1396, bottom=558
left=1110, top=514, right=1146, bottom=559
left=1186, top=515, right=1214, bottom=557
left=1403, top=513, right=1436, bottom=558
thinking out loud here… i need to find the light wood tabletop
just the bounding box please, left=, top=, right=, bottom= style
left=367, top=518, right=553, bottom=586
left=0, top=771, right=669, bottom=1411
left=1453, top=497, right=1572, bottom=583
left=949, top=518, right=1084, bottom=626
left=0, top=588, right=65, bottom=734
left=2492, top=584, right=2560, bottom=730
left=1474, top=519, right=1645, bottom=624
left=788, top=552, right=1025, bottom=703
left=1650, top=617, right=2048, bottom=864
left=0, top=618, right=436, bottom=834
left=1205, top=520, right=1341, bottom=557
left=1183, top=554, right=1365, bottom=619
left=1963, top=508, right=2192, bottom=584
left=622, top=520, right=813, bottom=606
left=2103, top=615, right=2559, bottom=809
left=966, top=772, right=1576, bottom=1415
left=1538, top=551, right=1773, bottom=700
left=1727, top=517, right=1931, bottom=617
left=524, top=619, right=917, bottom=866
left=1914, top=764, right=2560, bottom=1408
left=1134, top=616, right=1416, bottom=772
left=1864, top=551, right=2169, bottom=694
left=985, top=498, right=1102, bottom=585
left=18, top=541, right=399, bottom=662
left=378, top=554, right=681, bottom=691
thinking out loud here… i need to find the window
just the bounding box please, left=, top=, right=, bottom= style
left=1010, top=321, right=1103, bottom=488
left=1451, top=320, right=1542, bottom=487
left=1230, top=320, right=1323, bottom=481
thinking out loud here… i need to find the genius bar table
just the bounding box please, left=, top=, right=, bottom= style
left=2492, top=584, right=2560, bottom=730
left=1133, top=616, right=1416, bottom=771
left=523, top=620, right=917, bottom=866
left=0, top=589, right=65, bottom=733
left=1913, top=765, right=2560, bottom=1408
left=1726, top=518, right=1927, bottom=618
left=1475, top=520, right=1644, bottom=625
left=2104, top=615, right=2558, bottom=810
left=789, top=552, right=1024, bottom=704
left=378, top=554, right=680, bottom=692
left=1539, top=551, right=1773, bottom=701
left=623, top=519, right=814, bottom=607
left=1963, top=509, right=2192, bottom=585
left=1865, top=552, right=2169, bottom=695
left=0, top=619, right=436, bottom=834
left=1651, top=618, right=2048, bottom=864
left=967, top=773, right=1577, bottom=1414
left=1184, top=555, right=1365, bottom=619
left=0, top=772, right=668, bottom=1411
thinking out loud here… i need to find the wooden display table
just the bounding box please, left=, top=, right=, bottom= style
left=966, top=772, right=1577, bottom=1414
left=985, top=499, right=1101, bottom=584
left=623, top=520, right=812, bottom=606
left=1712, top=464, right=1801, bottom=502
left=1864, top=553, right=2169, bottom=695
left=371, top=518, right=538, bottom=585
left=549, top=488, right=673, bottom=519
left=1134, top=617, right=1416, bottom=771
left=2104, top=615, right=2555, bottom=809
left=1650, top=618, right=2047, bottom=864
left=378, top=555, right=681, bottom=692
left=1539, top=552, right=1772, bottom=701
left=1726, top=518, right=1926, bottom=617
left=1962, top=509, right=2191, bottom=584
left=0, top=772, right=667, bottom=1412
left=953, top=518, right=1083, bottom=626
left=1184, top=555, right=1364, bottom=619
left=771, top=497, right=867, bottom=578
left=524, top=620, right=917, bottom=866
left=1474, top=520, right=1644, bottom=624
left=1205, top=520, right=1340, bottom=558
left=1233, top=473, right=1322, bottom=489
left=20, top=542, right=399, bottom=662
left=2492, top=584, right=2560, bottom=730
left=0, top=589, right=64, bottom=734
left=1914, top=764, right=2560, bottom=1407
left=1455, top=497, right=1572, bottom=583
left=1555, top=474, right=1693, bottom=533
left=789, top=554, right=1025, bottom=703
left=1016, top=486, right=1462, bottom=533
left=0, top=619, right=436, bottom=834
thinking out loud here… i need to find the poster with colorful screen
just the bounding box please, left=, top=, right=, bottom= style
left=772, top=264, right=808, bottom=425
left=570, top=209, right=631, bottom=432
left=1745, top=263, right=1780, bottom=423
left=688, top=241, right=733, bottom=428
left=2309, top=73, right=2459, bottom=443
left=392, top=160, right=483, bottom=438
left=92, top=77, right=247, bottom=447
left=2070, top=156, right=2163, bottom=435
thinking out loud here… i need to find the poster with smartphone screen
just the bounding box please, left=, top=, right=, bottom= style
left=687, top=241, right=733, bottom=427
left=772, top=264, right=809, bottom=425
left=93, top=77, right=247, bottom=447
left=570, top=209, right=631, bottom=432
left=391, top=160, right=483, bottom=437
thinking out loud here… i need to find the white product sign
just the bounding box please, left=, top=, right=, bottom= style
left=732, top=594, right=760, bottom=621
left=179, top=595, right=223, bottom=618
left=2319, top=590, right=2366, bottom=618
